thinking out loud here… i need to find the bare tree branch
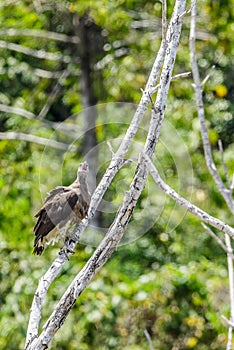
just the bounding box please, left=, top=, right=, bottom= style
left=0, top=28, right=79, bottom=43
left=201, top=64, right=215, bottom=86
left=189, top=0, right=234, bottom=214
left=143, top=154, right=234, bottom=239
left=33, top=67, right=79, bottom=79
left=0, top=103, right=79, bottom=136
left=0, top=66, right=79, bottom=79
left=0, top=40, right=71, bottom=62
left=0, top=132, right=74, bottom=151
left=144, top=329, right=154, bottom=350
left=225, top=234, right=234, bottom=350
left=0, top=104, right=35, bottom=120
left=190, top=4, right=234, bottom=347
left=149, top=71, right=191, bottom=95
left=222, top=315, right=234, bottom=329
left=37, top=67, right=72, bottom=120
left=202, top=223, right=234, bottom=259
left=25, top=2, right=187, bottom=348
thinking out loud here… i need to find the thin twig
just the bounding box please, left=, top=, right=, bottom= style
left=34, top=68, right=77, bottom=79
left=0, top=132, right=75, bottom=151
left=190, top=4, right=234, bottom=348
left=201, top=65, right=215, bottom=86
left=149, top=71, right=191, bottom=95
left=148, top=92, right=157, bottom=114
left=143, top=154, right=234, bottom=239
left=0, top=39, right=70, bottom=62
left=0, top=66, right=78, bottom=79
left=0, top=103, right=79, bottom=136
left=172, top=71, right=192, bottom=81
left=0, top=28, right=79, bottom=43
left=144, top=329, right=154, bottom=350
left=222, top=315, right=234, bottom=328
left=189, top=0, right=234, bottom=214
left=107, top=141, right=115, bottom=157
left=202, top=223, right=234, bottom=260
left=225, top=234, right=234, bottom=350
left=0, top=104, right=35, bottom=120
left=180, top=7, right=192, bottom=18
left=38, top=67, right=71, bottom=119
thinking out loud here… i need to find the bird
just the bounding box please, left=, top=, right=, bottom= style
left=33, top=161, right=91, bottom=255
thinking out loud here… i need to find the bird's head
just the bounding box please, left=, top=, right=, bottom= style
left=77, top=161, right=89, bottom=178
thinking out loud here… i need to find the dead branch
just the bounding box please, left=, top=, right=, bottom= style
left=25, top=1, right=186, bottom=348
left=0, top=39, right=70, bottom=63
left=37, top=67, right=72, bottom=120
left=0, top=132, right=74, bottom=151
left=149, top=71, right=191, bottom=95
left=189, top=0, right=234, bottom=214
left=143, top=154, right=234, bottom=239
left=202, top=223, right=234, bottom=259
left=0, top=28, right=79, bottom=43
left=0, top=103, right=79, bottom=136
left=190, top=2, right=234, bottom=347
left=144, top=329, right=154, bottom=350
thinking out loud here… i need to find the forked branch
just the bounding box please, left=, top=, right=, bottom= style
left=25, top=1, right=187, bottom=349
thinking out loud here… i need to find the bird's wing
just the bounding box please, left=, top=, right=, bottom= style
left=33, top=190, right=80, bottom=251
left=34, top=186, right=68, bottom=219
left=33, top=167, right=91, bottom=255
left=73, top=195, right=89, bottom=221
left=44, top=186, right=69, bottom=203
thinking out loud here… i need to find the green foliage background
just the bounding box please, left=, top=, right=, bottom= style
left=0, top=1, right=233, bottom=349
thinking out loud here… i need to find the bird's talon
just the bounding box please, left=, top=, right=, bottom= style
left=66, top=231, right=77, bottom=243
left=66, top=247, right=75, bottom=254
left=59, top=249, right=70, bottom=260
left=59, top=245, right=74, bottom=260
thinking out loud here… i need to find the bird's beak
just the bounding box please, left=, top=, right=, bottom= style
left=82, top=161, right=88, bottom=171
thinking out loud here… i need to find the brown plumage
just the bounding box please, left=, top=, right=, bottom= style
left=33, top=161, right=90, bottom=255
